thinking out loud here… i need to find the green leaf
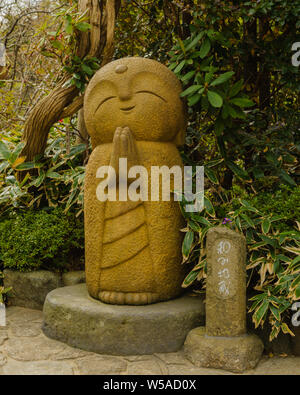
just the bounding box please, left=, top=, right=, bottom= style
left=182, top=231, right=194, bottom=258
left=229, top=79, right=244, bottom=97
left=253, top=300, right=269, bottom=328
left=262, top=218, right=271, bottom=234
left=207, top=90, right=223, bottom=108
left=75, top=22, right=91, bottom=32
left=188, top=220, right=200, bottom=232
left=214, top=117, right=224, bottom=136
left=180, top=85, right=203, bottom=97
left=65, top=20, right=73, bottom=35
left=226, top=161, right=249, bottom=180
left=227, top=104, right=239, bottom=118
left=185, top=32, right=205, bottom=51
left=182, top=269, right=199, bottom=288
left=270, top=304, right=281, bottom=321
left=192, top=216, right=212, bottom=227
left=0, top=141, right=11, bottom=160
left=46, top=171, right=61, bottom=179
left=253, top=167, right=264, bottom=179
left=230, top=98, right=255, bottom=107
left=15, top=162, right=36, bottom=170
left=278, top=169, right=297, bottom=187
left=204, top=196, right=215, bottom=217
left=30, top=172, right=45, bottom=187
left=181, top=70, right=196, bottom=82
left=199, top=38, right=211, bottom=59
left=51, top=40, right=64, bottom=50
left=205, top=167, right=218, bottom=184
left=67, top=144, right=86, bottom=157
left=188, top=93, right=202, bottom=106
left=81, top=64, right=94, bottom=76
left=240, top=199, right=260, bottom=214
left=174, top=60, right=186, bottom=74
left=291, top=276, right=300, bottom=290
left=241, top=213, right=256, bottom=229
left=290, top=256, right=300, bottom=270
left=210, top=71, right=234, bottom=86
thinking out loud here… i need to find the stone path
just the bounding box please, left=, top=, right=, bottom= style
left=0, top=307, right=299, bottom=375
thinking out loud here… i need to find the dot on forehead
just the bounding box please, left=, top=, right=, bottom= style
left=115, top=65, right=128, bottom=74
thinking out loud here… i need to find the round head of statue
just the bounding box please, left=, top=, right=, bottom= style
left=84, top=57, right=187, bottom=148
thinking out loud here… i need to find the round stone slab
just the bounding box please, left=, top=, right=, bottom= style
left=42, top=284, right=205, bottom=355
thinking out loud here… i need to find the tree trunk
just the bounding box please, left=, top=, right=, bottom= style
left=244, top=19, right=258, bottom=90
left=19, top=0, right=121, bottom=167
left=76, top=108, right=89, bottom=144
left=258, top=16, right=270, bottom=110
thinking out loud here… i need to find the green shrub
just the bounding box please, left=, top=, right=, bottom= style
left=181, top=185, right=300, bottom=341
left=0, top=208, right=84, bottom=272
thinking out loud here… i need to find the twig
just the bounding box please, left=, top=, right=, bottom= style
left=4, top=3, right=68, bottom=46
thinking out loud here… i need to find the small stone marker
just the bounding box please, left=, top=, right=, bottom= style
left=184, top=226, right=264, bottom=373
left=206, top=226, right=246, bottom=337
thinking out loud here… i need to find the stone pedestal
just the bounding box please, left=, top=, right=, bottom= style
left=184, top=227, right=264, bottom=372
left=184, top=327, right=264, bottom=373
left=42, top=284, right=205, bottom=355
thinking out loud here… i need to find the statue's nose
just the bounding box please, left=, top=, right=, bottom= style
left=118, top=83, right=132, bottom=101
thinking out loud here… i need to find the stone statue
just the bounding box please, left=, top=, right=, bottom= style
left=83, top=57, right=187, bottom=305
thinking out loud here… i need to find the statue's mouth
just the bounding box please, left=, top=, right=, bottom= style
left=120, top=106, right=135, bottom=112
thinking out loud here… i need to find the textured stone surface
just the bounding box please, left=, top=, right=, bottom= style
left=0, top=328, right=8, bottom=346
left=42, top=284, right=205, bottom=355
left=62, top=271, right=85, bottom=287
left=75, top=355, right=127, bottom=375
left=127, top=359, right=163, bottom=375
left=0, top=352, right=7, bottom=366
left=3, top=335, right=67, bottom=361
left=83, top=57, right=187, bottom=305
left=11, top=322, right=41, bottom=337
left=6, top=306, right=43, bottom=323
left=3, top=360, right=74, bottom=375
left=254, top=356, right=300, bottom=375
left=206, top=226, right=247, bottom=337
left=0, top=305, right=299, bottom=375
left=4, top=270, right=63, bottom=310
left=184, top=326, right=264, bottom=373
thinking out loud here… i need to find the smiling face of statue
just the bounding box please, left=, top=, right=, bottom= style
left=84, top=58, right=186, bottom=147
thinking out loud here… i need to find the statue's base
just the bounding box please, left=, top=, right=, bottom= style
left=184, top=326, right=264, bottom=373
left=42, top=284, right=204, bottom=355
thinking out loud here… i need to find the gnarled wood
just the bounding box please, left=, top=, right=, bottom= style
left=19, top=0, right=121, bottom=168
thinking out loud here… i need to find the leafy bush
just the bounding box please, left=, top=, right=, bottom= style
left=0, top=208, right=84, bottom=272
left=167, top=10, right=299, bottom=343
left=180, top=185, right=300, bottom=341
left=0, top=131, right=88, bottom=217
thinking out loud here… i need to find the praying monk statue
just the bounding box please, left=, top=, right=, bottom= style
left=84, top=57, right=187, bottom=305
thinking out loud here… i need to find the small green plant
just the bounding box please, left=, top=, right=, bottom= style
left=0, top=271, right=11, bottom=304
left=0, top=208, right=84, bottom=272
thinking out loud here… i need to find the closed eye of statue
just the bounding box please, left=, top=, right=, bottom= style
left=135, top=90, right=167, bottom=103
left=95, top=96, right=117, bottom=113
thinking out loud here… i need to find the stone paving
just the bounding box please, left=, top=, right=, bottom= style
left=0, top=306, right=299, bottom=375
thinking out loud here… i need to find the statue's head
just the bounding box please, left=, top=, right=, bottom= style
left=84, top=57, right=187, bottom=148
